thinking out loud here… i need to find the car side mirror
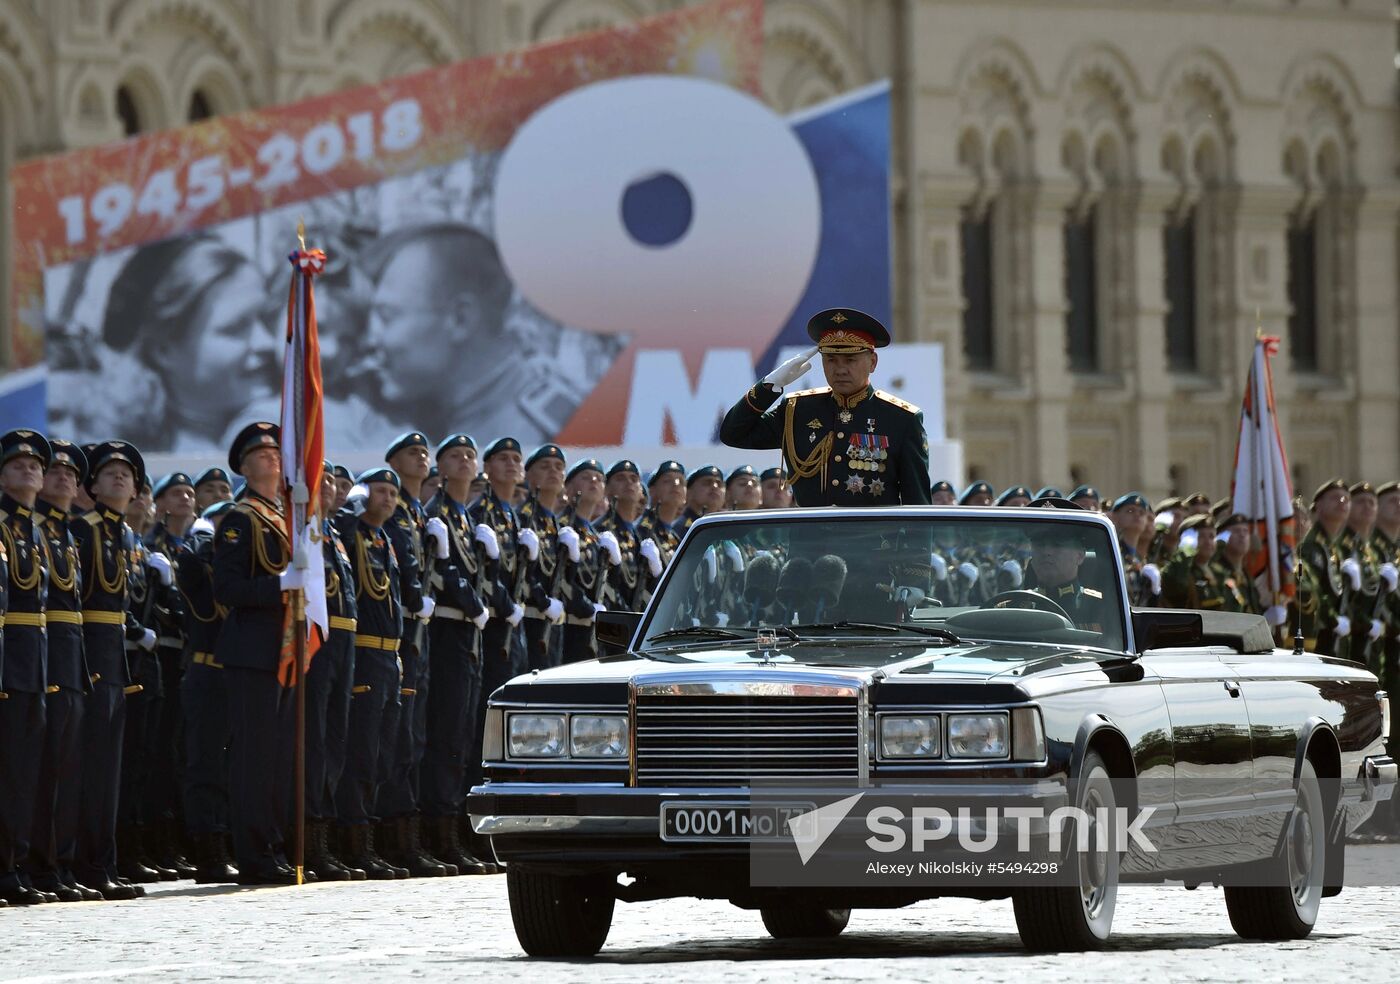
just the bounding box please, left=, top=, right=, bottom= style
left=596, top=610, right=642, bottom=655
left=1133, top=609, right=1203, bottom=652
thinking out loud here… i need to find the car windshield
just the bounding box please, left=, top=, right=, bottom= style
left=640, top=514, right=1127, bottom=653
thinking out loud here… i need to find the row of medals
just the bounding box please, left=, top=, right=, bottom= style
left=850, top=445, right=887, bottom=473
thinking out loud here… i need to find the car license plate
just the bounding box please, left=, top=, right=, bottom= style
left=660, top=801, right=815, bottom=842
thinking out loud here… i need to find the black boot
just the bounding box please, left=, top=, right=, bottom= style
left=28, top=871, right=83, bottom=903
left=401, top=815, right=455, bottom=877
left=153, top=817, right=198, bottom=879
left=320, top=823, right=365, bottom=881
left=304, top=820, right=349, bottom=882
left=73, top=868, right=139, bottom=901
left=116, top=826, right=163, bottom=883
left=59, top=870, right=104, bottom=901
left=341, top=824, right=404, bottom=880
left=463, top=820, right=503, bottom=875
left=430, top=815, right=491, bottom=875
left=192, top=832, right=239, bottom=884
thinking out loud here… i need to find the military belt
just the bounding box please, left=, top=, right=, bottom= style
left=158, top=635, right=183, bottom=648
left=81, top=610, right=126, bottom=626
left=565, top=614, right=596, bottom=627
left=191, top=652, right=224, bottom=669
left=355, top=633, right=400, bottom=653
left=46, top=611, right=82, bottom=625
left=328, top=616, right=358, bottom=633
left=524, top=606, right=546, bottom=620
left=433, top=605, right=476, bottom=623
left=5, top=612, right=45, bottom=627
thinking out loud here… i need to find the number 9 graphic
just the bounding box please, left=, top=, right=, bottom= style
left=494, top=76, right=820, bottom=352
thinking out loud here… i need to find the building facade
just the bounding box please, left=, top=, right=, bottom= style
left=0, top=0, right=1395, bottom=498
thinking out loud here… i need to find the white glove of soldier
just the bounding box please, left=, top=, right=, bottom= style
left=506, top=603, right=524, bottom=627
left=1264, top=605, right=1288, bottom=627
left=1369, top=618, right=1384, bottom=641
left=1341, top=558, right=1362, bottom=591
left=557, top=525, right=580, bottom=563
left=762, top=345, right=820, bottom=390
left=1381, top=562, right=1398, bottom=593
left=279, top=565, right=303, bottom=592
left=597, top=531, right=622, bottom=567
left=999, top=559, right=1023, bottom=589
left=471, top=608, right=490, bottom=630
left=544, top=597, right=565, bottom=623
left=1141, top=563, right=1163, bottom=596
left=958, top=562, right=979, bottom=585
left=895, top=586, right=926, bottom=609
left=473, top=523, right=500, bottom=560
left=714, top=611, right=730, bottom=627
left=703, top=546, right=719, bottom=583
left=425, top=517, right=449, bottom=559
left=640, top=538, right=662, bottom=577
left=1155, top=511, right=1176, bottom=531
left=416, top=597, right=436, bottom=620
left=591, top=602, right=607, bottom=621
left=930, top=553, right=949, bottom=582
left=146, top=552, right=173, bottom=586
left=518, top=527, right=540, bottom=562
left=1215, top=530, right=1231, bottom=545
left=190, top=517, right=214, bottom=536
left=1334, top=615, right=1352, bottom=638
left=138, top=628, right=157, bottom=652
left=723, top=541, right=744, bottom=573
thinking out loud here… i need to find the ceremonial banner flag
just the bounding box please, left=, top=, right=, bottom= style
left=1230, top=334, right=1295, bottom=613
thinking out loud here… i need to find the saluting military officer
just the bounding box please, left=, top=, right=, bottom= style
left=1299, top=479, right=1352, bottom=656
left=71, top=440, right=155, bottom=901
left=721, top=309, right=932, bottom=506
left=214, top=422, right=302, bottom=886
left=518, top=444, right=568, bottom=672
left=0, top=430, right=54, bottom=905
left=29, top=440, right=101, bottom=902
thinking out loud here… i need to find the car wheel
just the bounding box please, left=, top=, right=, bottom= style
left=760, top=904, right=851, bottom=939
left=1012, top=748, right=1119, bottom=951
left=1224, top=757, right=1325, bottom=941
left=506, top=865, right=615, bottom=957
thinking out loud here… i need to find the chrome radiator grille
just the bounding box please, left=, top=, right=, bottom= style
left=633, top=694, right=860, bottom=787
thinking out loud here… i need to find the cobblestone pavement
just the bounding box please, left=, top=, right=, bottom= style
left=4, top=846, right=1398, bottom=983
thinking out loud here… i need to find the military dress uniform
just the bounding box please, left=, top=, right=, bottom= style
left=557, top=461, right=610, bottom=664
left=721, top=309, right=932, bottom=506
left=28, top=443, right=95, bottom=901
left=518, top=444, right=568, bottom=672
left=673, top=465, right=723, bottom=539
left=596, top=461, right=647, bottom=613
left=0, top=432, right=52, bottom=905
left=1298, top=481, right=1349, bottom=656
left=1337, top=486, right=1385, bottom=666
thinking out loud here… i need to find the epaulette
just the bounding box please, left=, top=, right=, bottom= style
left=81, top=510, right=102, bottom=526
left=786, top=386, right=831, bottom=399
left=874, top=389, right=921, bottom=414
left=1082, top=587, right=1103, bottom=599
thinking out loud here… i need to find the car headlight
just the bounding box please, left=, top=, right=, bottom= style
left=507, top=713, right=566, bottom=758
left=947, top=713, right=1009, bottom=759
left=569, top=714, right=629, bottom=759
left=879, top=715, right=940, bottom=758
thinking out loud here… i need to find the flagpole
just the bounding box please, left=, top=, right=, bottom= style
left=291, top=221, right=309, bottom=887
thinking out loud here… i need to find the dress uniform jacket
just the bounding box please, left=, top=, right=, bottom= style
left=36, top=499, right=88, bottom=693
left=212, top=492, right=290, bottom=672
left=1161, top=555, right=1225, bottom=611
left=636, top=507, right=680, bottom=608
left=595, top=508, right=644, bottom=612
left=720, top=383, right=932, bottom=506
left=1336, top=526, right=1383, bottom=666
left=516, top=494, right=562, bottom=672
left=1298, top=525, right=1346, bottom=655
left=176, top=532, right=230, bottom=838
left=423, top=489, right=488, bottom=625
left=71, top=505, right=147, bottom=687
left=0, top=494, right=50, bottom=694
left=556, top=503, right=604, bottom=663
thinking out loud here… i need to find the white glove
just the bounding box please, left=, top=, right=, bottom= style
left=557, top=525, right=580, bottom=562
left=147, top=552, right=173, bottom=586
left=1215, top=530, right=1231, bottom=545
left=1264, top=605, right=1288, bottom=626
left=1155, top=511, right=1176, bottom=531
left=416, top=597, right=435, bottom=620
left=279, top=566, right=303, bottom=592
left=640, top=538, right=662, bottom=577
left=425, top=517, right=449, bottom=559
left=998, top=559, right=1023, bottom=589
left=1341, top=558, right=1361, bottom=591
left=1179, top=529, right=1198, bottom=553
left=1369, top=618, right=1384, bottom=641
left=517, top=527, right=540, bottom=561
left=1141, top=563, right=1162, bottom=596
left=894, top=586, right=926, bottom=609
left=1381, top=563, right=1398, bottom=593
left=762, top=345, right=819, bottom=390
left=138, top=628, right=157, bottom=652
left=544, top=597, right=564, bottom=623
left=703, top=546, right=719, bottom=583
left=191, top=517, right=214, bottom=536
left=714, top=611, right=730, bottom=627
left=473, top=523, right=500, bottom=560
left=598, top=531, right=622, bottom=566
left=506, top=603, right=524, bottom=627
left=1334, top=615, right=1351, bottom=638
left=471, top=609, right=490, bottom=630
left=723, top=541, right=744, bottom=573
left=958, top=562, right=979, bottom=585
left=930, top=553, right=948, bottom=582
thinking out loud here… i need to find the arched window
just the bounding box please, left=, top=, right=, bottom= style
left=188, top=89, right=213, bottom=123
left=115, top=85, right=141, bottom=136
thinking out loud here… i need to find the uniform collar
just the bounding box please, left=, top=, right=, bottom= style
left=832, top=385, right=873, bottom=410
left=0, top=492, right=33, bottom=517
left=36, top=497, right=65, bottom=522
left=99, top=504, right=125, bottom=524
left=1056, top=584, right=1076, bottom=597
left=245, top=489, right=284, bottom=513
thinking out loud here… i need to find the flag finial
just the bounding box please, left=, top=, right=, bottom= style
left=1255, top=306, right=1262, bottom=341
left=297, top=217, right=306, bottom=252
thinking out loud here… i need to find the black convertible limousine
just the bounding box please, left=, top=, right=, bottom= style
left=467, top=507, right=1395, bottom=956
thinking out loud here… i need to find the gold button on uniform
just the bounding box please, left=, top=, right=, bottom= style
left=834, top=455, right=842, bottom=462
left=831, top=480, right=839, bottom=487
left=837, top=432, right=845, bottom=439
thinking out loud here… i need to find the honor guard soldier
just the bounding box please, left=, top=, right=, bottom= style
left=70, top=440, right=155, bottom=900
left=420, top=434, right=493, bottom=875
left=1373, top=482, right=1400, bottom=825
left=958, top=481, right=994, bottom=507
left=30, top=440, right=100, bottom=901
left=330, top=464, right=354, bottom=513
left=1161, top=514, right=1226, bottom=610
left=722, top=309, right=932, bottom=505
left=378, top=432, right=452, bottom=879
left=1299, top=479, right=1351, bottom=655
left=0, top=431, right=54, bottom=905
left=637, top=462, right=685, bottom=602
left=557, top=460, right=612, bottom=663
left=759, top=466, right=793, bottom=509
left=725, top=465, right=762, bottom=511
left=675, top=465, right=725, bottom=538
left=598, top=460, right=652, bottom=611
left=929, top=480, right=957, bottom=506
left=1069, top=485, right=1102, bottom=511
left=301, top=464, right=362, bottom=884
left=1338, top=481, right=1387, bottom=666
left=469, top=438, right=528, bottom=691
left=192, top=467, right=233, bottom=514
left=214, top=422, right=302, bottom=886
left=1111, top=493, right=1161, bottom=607
left=996, top=485, right=1033, bottom=508
left=518, top=444, right=568, bottom=672
left=178, top=499, right=238, bottom=884
left=333, top=468, right=408, bottom=881
left=1212, top=512, right=1268, bottom=618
